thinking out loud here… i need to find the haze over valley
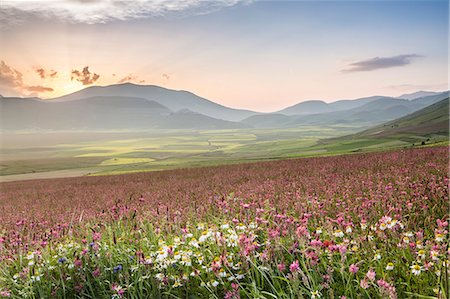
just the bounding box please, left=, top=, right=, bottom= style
left=1, top=84, right=448, bottom=181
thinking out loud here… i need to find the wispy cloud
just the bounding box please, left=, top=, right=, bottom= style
left=0, top=61, right=54, bottom=96
left=71, top=66, right=100, bottom=85
left=342, top=54, right=422, bottom=73
left=25, top=85, right=54, bottom=93
left=35, top=67, right=58, bottom=79
left=117, top=73, right=145, bottom=84
left=0, top=60, right=23, bottom=90
left=0, top=0, right=250, bottom=25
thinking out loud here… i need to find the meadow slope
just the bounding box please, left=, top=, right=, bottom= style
left=0, top=146, right=448, bottom=298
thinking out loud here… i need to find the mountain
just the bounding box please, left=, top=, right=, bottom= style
left=277, top=96, right=386, bottom=115
left=277, top=100, right=332, bottom=115
left=3, top=85, right=448, bottom=132
left=353, top=97, right=449, bottom=138
left=411, top=91, right=449, bottom=106
left=398, top=90, right=442, bottom=100
left=50, top=83, right=258, bottom=122
left=243, top=93, right=449, bottom=128
left=0, top=96, right=247, bottom=131
left=314, top=97, right=449, bottom=153
left=159, top=109, right=245, bottom=129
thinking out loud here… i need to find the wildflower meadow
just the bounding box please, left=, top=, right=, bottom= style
left=0, top=146, right=448, bottom=298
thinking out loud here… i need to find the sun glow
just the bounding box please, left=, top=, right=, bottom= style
left=54, top=81, right=86, bottom=98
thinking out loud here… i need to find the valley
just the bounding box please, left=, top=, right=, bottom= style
left=1, top=84, right=448, bottom=181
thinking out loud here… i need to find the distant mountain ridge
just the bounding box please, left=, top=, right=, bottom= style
left=0, top=95, right=247, bottom=131
left=50, top=83, right=258, bottom=122
left=277, top=96, right=387, bottom=115
left=328, top=97, right=449, bottom=141
left=1, top=83, right=448, bottom=132
left=365, top=97, right=449, bottom=137
left=397, top=90, right=443, bottom=100
left=243, top=91, right=449, bottom=128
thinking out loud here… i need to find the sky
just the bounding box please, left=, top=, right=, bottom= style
left=0, top=0, right=448, bottom=112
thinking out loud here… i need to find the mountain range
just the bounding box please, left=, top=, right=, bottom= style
left=242, top=92, right=449, bottom=128
left=325, top=97, right=449, bottom=143
left=51, top=83, right=257, bottom=122
left=0, top=83, right=448, bottom=131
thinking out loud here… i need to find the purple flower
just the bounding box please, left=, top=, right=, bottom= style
left=113, top=265, right=123, bottom=273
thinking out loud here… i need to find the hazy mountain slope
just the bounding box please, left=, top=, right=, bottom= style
left=159, top=109, right=247, bottom=129
left=355, top=97, right=449, bottom=138
left=315, top=98, right=449, bottom=152
left=240, top=113, right=292, bottom=128
left=277, top=100, right=331, bottom=115
left=243, top=93, right=449, bottom=128
left=244, top=97, right=409, bottom=128
left=3, top=87, right=447, bottom=131
left=293, top=94, right=447, bottom=126
left=327, top=96, right=389, bottom=111
left=398, top=90, right=441, bottom=100
left=50, top=83, right=258, bottom=122
left=0, top=96, right=247, bottom=131
left=411, top=91, right=449, bottom=106
left=1, top=96, right=168, bottom=130
left=349, top=97, right=409, bottom=111
left=277, top=96, right=387, bottom=115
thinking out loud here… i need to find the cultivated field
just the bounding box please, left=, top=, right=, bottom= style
left=0, top=146, right=448, bottom=298
left=1, top=125, right=446, bottom=181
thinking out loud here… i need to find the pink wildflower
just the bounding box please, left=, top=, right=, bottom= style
left=277, top=263, right=286, bottom=272
left=92, top=232, right=101, bottom=241
left=360, top=278, right=369, bottom=289
left=92, top=268, right=101, bottom=277
left=349, top=264, right=359, bottom=274
left=366, top=269, right=376, bottom=281
left=377, top=279, right=397, bottom=299
left=290, top=260, right=300, bottom=273
left=0, top=290, right=11, bottom=297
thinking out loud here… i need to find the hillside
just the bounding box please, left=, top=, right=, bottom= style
left=0, top=96, right=247, bottom=131
left=50, top=83, right=258, bottom=122
left=318, top=98, right=449, bottom=150
left=277, top=96, right=389, bottom=115
left=398, top=90, right=442, bottom=100
left=243, top=92, right=449, bottom=128
left=355, top=97, right=449, bottom=138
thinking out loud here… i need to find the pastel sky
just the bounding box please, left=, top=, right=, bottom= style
left=0, top=0, right=448, bottom=112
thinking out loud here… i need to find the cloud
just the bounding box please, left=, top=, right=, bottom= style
left=162, top=73, right=170, bottom=80
left=0, top=60, right=54, bottom=96
left=35, top=67, right=58, bottom=79
left=342, top=54, right=422, bottom=73
left=117, top=73, right=146, bottom=84
left=0, top=60, right=23, bottom=90
left=71, top=66, right=100, bottom=85
left=0, top=0, right=250, bottom=25
left=118, top=74, right=138, bottom=83
left=25, top=85, right=54, bottom=92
